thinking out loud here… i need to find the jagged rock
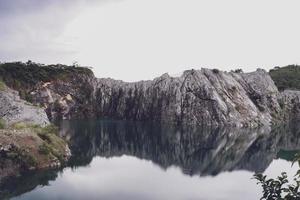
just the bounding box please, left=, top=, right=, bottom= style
left=30, top=74, right=95, bottom=120
left=280, top=90, right=300, bottom=121
left=94, top=69, right=281, bottom=127
left=4, top=67, right=300, bottom=127
left=0, top=86, right=49, bottom=126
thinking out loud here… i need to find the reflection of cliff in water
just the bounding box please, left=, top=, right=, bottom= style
left=60, top=120, right=300, bottom=176
left=2, top=120, right=300, bottom=200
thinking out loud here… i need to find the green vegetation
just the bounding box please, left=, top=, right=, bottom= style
left=0, top=122, right=68, bottom=172
left=0, top=61, right=93, bottom=92
left=269, top=65, right=300, bottom=91
left=254, top=173, right=300, bottom=199
left=38, top=143, right=51, bottom=155
left=33, top=124, right=66, bottom=162
left=9, top=122, right=66, bottom=163
left=0, top=118, right=5, bottom=129
left=10, top=122, right=59, bottom=135
left=0, top=80, right=6, bottom=91
left=254, top=155, right=300, bottom=199
left=11, top=122, right=29, bottom=130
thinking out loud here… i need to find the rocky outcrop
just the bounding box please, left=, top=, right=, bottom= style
left=0, top=84, right=70, bottom=182
left=30, top=73, right=96, bottom=121
left=2, top=64, right=300, bottom=127
left=0, top=126, right=71, bottom=182
left=279, top=90, right=300, bottom=121
left=0, top=85, right=49, bottom=126
left=94, top=68, right=281, bottom=127
left=25, top=68, right=283, bottom=127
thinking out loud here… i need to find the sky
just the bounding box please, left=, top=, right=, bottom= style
left=1, top=0, right=300, bottom=81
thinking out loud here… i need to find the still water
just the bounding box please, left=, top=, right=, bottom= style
left=1, top=120, right=300, bottom=200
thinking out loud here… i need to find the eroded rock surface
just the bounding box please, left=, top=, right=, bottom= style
left=25, top=68, right=284, bottom=127
left=94, top=69, right=281, bottom=127
left=2, top=66, right=300, bottom=127
left=0, top=86, right=49, bottom=126
left=279, top=90, right=300, bottom=121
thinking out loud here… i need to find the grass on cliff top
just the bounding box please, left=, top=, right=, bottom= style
left=0, top=118, right=6, bottom=129
left=10, top=122, right=59, bottom=135
left=269, top=65, right=300, bottom=91
left=0, top=80, right=6, bottom=91
left=0, top=61, right=93, bottom=90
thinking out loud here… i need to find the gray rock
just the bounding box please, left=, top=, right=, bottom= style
left=279, top=90, right=300, bottom=121
left=24, top=68, right=300, bottom=127
left=94, top=68, right=281, bottom=127
left=0, top=86, right=49, bottom=126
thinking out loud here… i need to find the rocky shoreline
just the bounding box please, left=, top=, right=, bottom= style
left=0, top=83, right=71, bottom=182
left=0, top=126, right=71, bottom=181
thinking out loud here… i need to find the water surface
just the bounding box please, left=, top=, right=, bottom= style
left=1, top=120, right=300, bottom=200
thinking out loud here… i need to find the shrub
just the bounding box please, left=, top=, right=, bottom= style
left=212, top=69, right=219, bottom=74
left=270, top=65, right=300, bottom=91
left=38, top=143, right=51, bottom=155
left=39, top=124, right=59, bottom=135
left=254, top=154, right=300, bottom=199
left=0, top=61, right=93, bottom=92
left=11, top=122, right=28, bottom=130
left=0, top=118, right=6, bottom=129
left=0, top=80, right=6, bottom=91
left=233, top=69, right=243, bottom=73
left=254, top=173, right=300, bottom=199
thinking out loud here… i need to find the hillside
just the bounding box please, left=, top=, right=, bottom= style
left=269, top=65, right=300, bottom=91
left=0, top=61, right=93, bottom=100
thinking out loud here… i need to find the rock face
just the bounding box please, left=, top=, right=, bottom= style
left=95, top=68, right=281, bottom=127
left=0, top=86, right=49, bottom=126
left=30, top=73, right=96, bottom=121
left=23, top=68, right=291, bottom=127
left=3, top=66, right=300, bottom=127
left=279, top=90, right=300, bottom=121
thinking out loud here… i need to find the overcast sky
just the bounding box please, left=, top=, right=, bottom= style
left=1, top=0, right=300, bottom=81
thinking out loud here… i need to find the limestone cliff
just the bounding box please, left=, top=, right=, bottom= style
left=95, top=68, right=281, bottom=127
left=1, top=62, right=300, bottom=127
left=30, top=68, right=283, bottom=127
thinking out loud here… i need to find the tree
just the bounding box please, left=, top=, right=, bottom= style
left=254, top=156, right=300, bottom=199
left=72, top=61, right=80, bottom=68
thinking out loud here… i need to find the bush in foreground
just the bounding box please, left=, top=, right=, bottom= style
left=254, top=155, right=300, bottom=199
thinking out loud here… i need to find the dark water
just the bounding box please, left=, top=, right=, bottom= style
left=1, top=120, right=300, bottom=200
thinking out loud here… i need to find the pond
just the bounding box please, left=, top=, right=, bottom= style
left=1, top=120, right=300, bottom=200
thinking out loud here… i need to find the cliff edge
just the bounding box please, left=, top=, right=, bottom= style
left=1, top=62, right=300, bottom=127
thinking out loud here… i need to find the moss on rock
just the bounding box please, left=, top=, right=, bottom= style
left=0, top=123, right=71, bottom=181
